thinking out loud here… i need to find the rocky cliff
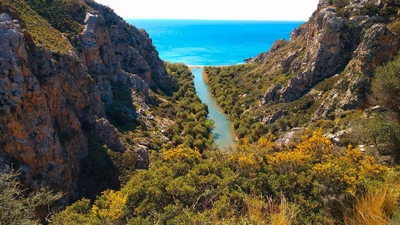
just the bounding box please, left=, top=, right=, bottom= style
left=257, top=0, right=400, bottom=118
left=0, top=0, right=176, bottom=201
left=205, top=0, right=400, bottom=146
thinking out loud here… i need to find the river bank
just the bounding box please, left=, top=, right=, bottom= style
left=191, top=67, right=236, bottom=149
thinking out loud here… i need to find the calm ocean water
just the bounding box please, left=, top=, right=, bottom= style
left=127, top=19, right=304, bottom=66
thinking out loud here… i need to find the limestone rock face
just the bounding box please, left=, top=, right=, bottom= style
left=135, top=145, right=150, bottom=170
left=79, top=11, right=115, bottom=102
left=0, top=13, right=83, bottom=198
left=255, top=0, right=400, bottom=120
left=84, top=1, right=178, bottom=95
left=0, top=0, right=177, bottom=201
left=260, top=84, right=282, bottom=105
left=353, top=24, right=400, bottom=76
left=94, top=118, right=126, bottom=152
left=260, top=6, right=351, bottom=103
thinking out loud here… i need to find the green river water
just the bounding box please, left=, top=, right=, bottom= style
left=191, top=68, right=236, bottom=149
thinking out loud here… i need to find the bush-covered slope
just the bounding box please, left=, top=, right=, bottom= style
left=52, top=131, right=399, bottom=224
left=1, top=0, right=400, bottom=224
left=205, top=0, right=400, bottom=147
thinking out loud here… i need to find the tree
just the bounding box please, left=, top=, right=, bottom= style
left=370, top=56, right=400, bottom=161
left=0, top=170, right=62, bottom=225
left=372, top=55, right=400, bottom=120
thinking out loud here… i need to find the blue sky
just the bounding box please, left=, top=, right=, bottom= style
left=95, top=0, right=320, bottom=21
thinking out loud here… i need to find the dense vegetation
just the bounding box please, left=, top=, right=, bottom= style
left=77, top=63, right=215, bottom=199
left=1, top=45, right=400, bottom=225
left=2, top=0, right=400, bottom=224
left=0, top=170, right=62, bottom=225
left=2, top=0, right=75, bottom=52
left=49, top=57, right=400, bottom=224
left=155, top=63, right=215, bottom=152
left=24, top=0, right=85, bottom=35
left=204, top=65, right=263, bottom=141
left=51, top=130, right=399, bottom=224
left=369, top=55, right=400, bottom=162
left=204, top=65, right=315, bottom=142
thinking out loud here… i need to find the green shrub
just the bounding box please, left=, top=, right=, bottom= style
left=333, top=0, right=350, bottom=8
left=53, top=130, right=397, bottom=224
left=0, top=170, right=62, bottom=224
left=155, top=63, right=214, bottom=152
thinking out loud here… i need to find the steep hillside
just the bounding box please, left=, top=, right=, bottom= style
left=1, top=0, right=399, bottom=224
left=205, top=0, right=400, bottom=151
left=0, top=0, right=178, bottom=201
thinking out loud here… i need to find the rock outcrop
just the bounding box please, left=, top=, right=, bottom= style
left=254, top=0, right=400, bottom=120
left=0, top=0, right=177, bottom=201
left=83, top=1, right=178, bottom=95
left=0, top=12, right=86, bottom=199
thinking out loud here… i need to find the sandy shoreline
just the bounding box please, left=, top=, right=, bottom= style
left=188, top=64, right=244, bottom=69
left=188, top=65, right=203, bottom=69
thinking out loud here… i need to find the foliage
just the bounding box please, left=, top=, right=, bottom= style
left=53, top=129, right=396, bottom=224
left=204, top=65, right=265, bottom=140
left=331, top=0, right=350, bottom=8
left=229, top=136, right=276, bottom=177
left=204, top=64, right=317, bottom=141
left=0, top=169, right=62, bottom=225
left=270, top=196, right=299, bottom=225
left=371, top=55, right=400, bottom=120
left=51, top=199, right=100, bottom=225
left=163, top=145, right=202, bottom=163
left=369, top=55, right=400, bottom=162
left=24, top=0, right=84, bottom=35
left=156, top=63, right=214, bottom=152
left=2, top=0, right=75, bottom=52
left=388, top=19, right=400, bottom=36
left=359, top=3, right=380, bottom=16
left=367, top=115, right=400, bottom=160
left=344, top=171, right=400, bottom=225
left=92, top=190, right=127, bottom=223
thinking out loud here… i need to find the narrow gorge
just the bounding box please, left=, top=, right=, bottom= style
left=1, top=0, right=400, bottom=224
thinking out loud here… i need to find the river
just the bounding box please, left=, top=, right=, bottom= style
left=129, top=20, right=300, bottom=149
left=191, top=68, right=236, bottom=149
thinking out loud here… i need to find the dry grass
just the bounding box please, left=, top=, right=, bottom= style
left=270, top=196, right=299, bottom=225
left=344, top=173, right=400, bottom=225
left=246, top=195, right=299, bottom=225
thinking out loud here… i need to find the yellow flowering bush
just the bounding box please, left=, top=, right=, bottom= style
left=312, top=145, right=388, bottom=195
left=267, top=150, right=312, bottom=174
left=92, top=189, right=127, bottom=222
left=163, top=145, right=202, bottom=163
left=296, top=129, right=334, bottom=162
left=229, top=137, right=275, bottom=176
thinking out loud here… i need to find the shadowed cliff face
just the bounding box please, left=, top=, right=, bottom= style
left=0, top=0, right=177, bottom=201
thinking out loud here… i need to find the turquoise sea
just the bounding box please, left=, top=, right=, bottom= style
left=126, top=19, right=303, bottom=149
left=127, top=19, right=304, bottom=66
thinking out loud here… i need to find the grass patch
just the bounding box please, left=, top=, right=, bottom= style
left=2, top=0, right=76, bottom=53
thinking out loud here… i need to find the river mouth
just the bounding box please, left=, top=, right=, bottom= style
left=191, top=68, right=236, bottom=149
